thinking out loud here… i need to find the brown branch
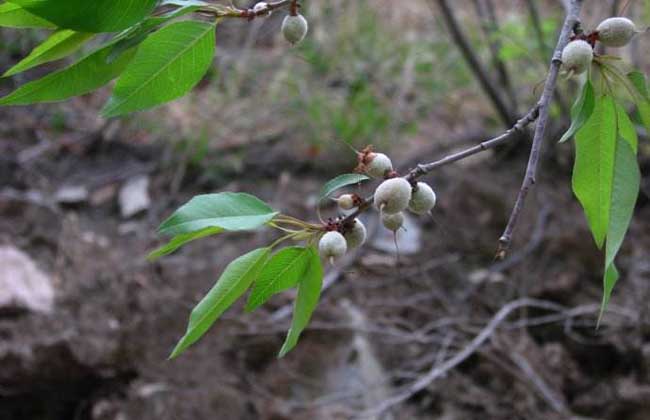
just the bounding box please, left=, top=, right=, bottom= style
left=183, top=0, right=293, bottom=20
left=472, top=0, right=518, bottom=111
left=496, top=0, right=583, bottom=259
left=340, top=106, right=540, bottom=227
left=433, top=0, right=516, bottom=127
left=362, top=298, right=559, bottom=417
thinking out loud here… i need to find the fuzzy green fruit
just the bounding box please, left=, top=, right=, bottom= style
left=365, top=153, right=393, bottom=178
left=344, top=219, right=367, bottom=248
left=381, top=212, right=404, bottom=232
left=561, top=40, right=593, bottom=75
left=335, top=194, right=356, bottom=211
left=374, top=178, right=412, bottom=214
left=597, top=17, right=638, bottom=47
left=408, top=182, right=437, bottom=215
left=319, top=231, right=347, bottom=262
left=282, top=14, right=309, bottom=45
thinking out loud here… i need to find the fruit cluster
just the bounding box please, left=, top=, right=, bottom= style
left=319, top=151, right=437, bottom=263
left=561, top=17, right=641, bottom=75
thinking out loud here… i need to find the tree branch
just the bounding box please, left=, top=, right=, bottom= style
left=496, top=0, right=583, bottom=259
left=360, top=298, right=559, bottom=417
left=472, top=0, right=518, bottom=111
left=433, top=0, right=517, bottom=127
left=170, top=0, right=294, bottom=20
left=340, top=106, right=540, bottom=226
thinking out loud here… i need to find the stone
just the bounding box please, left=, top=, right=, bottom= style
left=118, top=176, right=150, bottom=218
left=0, top=245, right=54, bottom=314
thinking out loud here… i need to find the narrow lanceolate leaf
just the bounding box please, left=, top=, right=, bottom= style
left=3, top=30, right=94, bottom=77
left=628, top=71, right=649, bottom=98
left=101, top=21, right=216, bottom=117
left=157, top=192, right=278, bottom=237
left=0, top=42, right=137, bottom=106
left=147, top=227, right=223, bottom=261
left=627, top=71, right=650, bottom=135
left=279, top=247, right=323, bottom=358
left=600, top=138, right=640, bottom=319
left=559, top=78, right=595, bottom=143
left=245, top=247, right=312, bottom=312
left=7, top=0, right=158, bottom=32
left=169, top=247, right=270, bottom=359
left=599, top=264, right=619, bottom=326
left=572, top=94, right=617, bottom=248
left=0, top=2, right=54, bottom=28
left=107, top=4, right=205, bottom=64
left=615, top=103, right=638, bottom=152
left=318, top=173, right=369, bottom=202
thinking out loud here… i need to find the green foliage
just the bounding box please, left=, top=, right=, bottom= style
left=0, top=2, right=54, bottom=28
left=106, top=4, right=204, bottom=64
left=7, top=0, right=158, bottom=32
left=569, top=64, right=642, bottom=317
left=245, top=246, right=312, bottom=312
left=559, top=78, right=595, bottom=143
left=3, top=29, right=93, bottom=77
left=169, top=247, right=271, bottom=359
left=147, top=227, right=223, bottom=261
left=627, top=71, right=650, bottom=133
left=102, top=21, right=216, bottom=117
left=279, top=247, right=323, bottom=357
left=318, top=173, right=369, bottom=202
left=0, top=41, right=137, bottom=105
left=572, top=94, right=617, bottom=248
left=157, top=192, right=278, bottom=237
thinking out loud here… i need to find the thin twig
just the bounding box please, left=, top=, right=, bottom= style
left=340, top=106, right=540, bottom=226
left=433, top=0, right=516, bottom=127
left=359, top=298, right=557, bottom=418
left=472, top=0, right=518, bottom=111
left=497, top=0, right=583, bottom=258
left=167, top=0, right=293, bottom=20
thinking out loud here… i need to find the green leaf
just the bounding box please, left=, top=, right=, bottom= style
left=318, top=173, right=369, bottom=202
left=572, top=94, right=617, bottom=248
left=628, top=71, right=649, bottom=99
left=169, top=247, right=270, bottom=359
left=615, top=102, right=638, bottom=153
left=627, top=71, right=650, bottom=134
left=0, top=2, right=54, bottom=28
left=7, top=0, right=158, bottom=32
left=599, top=263, right=619, bottom=326
left=278, top=247, right=323, bottom=357
left=0, top=41, right=138, bottom=106
left=147, top=226, right=223, bottom=261
left=245, top=247, right=312, bottom=312
left=107, top=4, right=204, bottom=64
left=101, top=20, right=216, bottom=117
left=157, top=192, right=278, bottom=237
left=3, top=30, right=94, bottom=77
left=599, top=138, right=640, bottom=318
left=559, top=78, right=595, bottom=143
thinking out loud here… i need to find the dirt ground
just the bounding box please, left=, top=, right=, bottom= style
left=1, top=93, right=649, bottom=420
left=2, top=1, right=650, bottom=419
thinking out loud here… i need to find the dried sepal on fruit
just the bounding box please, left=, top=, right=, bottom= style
left=374, top=178, right=412, bottom=214
left=344, top=219, right=367, bottom=248
left=365, top=153, right=393, bottom=178
left=319, top=231, right=347, bottom=263
left=561, top=40, right=593, bottom=75
left=408, top=182, right=437, bottom=215
left=282, top=13, right=309, bottom=45
left=381, top=211, right=404, bottom=232
left=356, top=146, right=393, bottom=178
left=596, top=17, right=639, bottom=48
